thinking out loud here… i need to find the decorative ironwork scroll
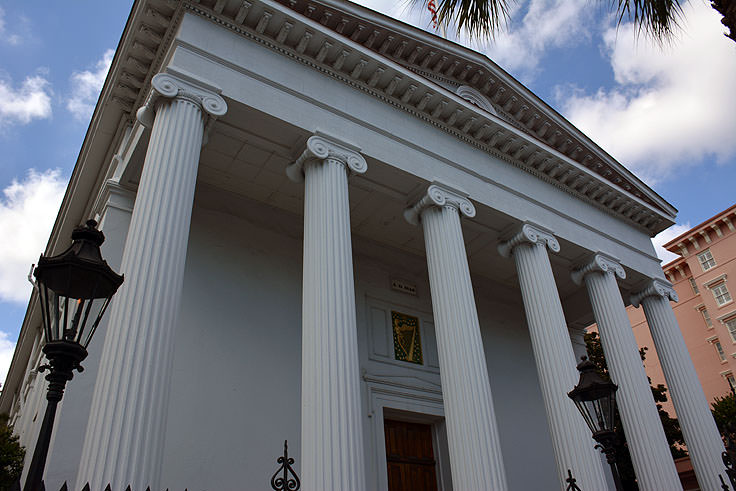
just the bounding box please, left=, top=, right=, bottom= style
left=724, top=450, right=736, bottom=489
left=270, top=440, right=300, bottom=491
left=720, top=474, right=731, bottom=490
left=565, top=469, right=582, bottom=491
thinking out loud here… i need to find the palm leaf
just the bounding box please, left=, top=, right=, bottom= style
left=410, top=0, right=682, bottom=42
left=614, top=0, right=683, bottom=40
left=434, top=0, right=512, bottom=39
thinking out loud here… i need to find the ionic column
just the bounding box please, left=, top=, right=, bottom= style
left=498, top=224, right=607, bottom=490
left=572, top=254, right=681, bottom=490
left=405, top=182, right=507, bottom=490
left=632, top=279, right=726, bottom=491
left=77, top=73, right=226, bottom=490
left=286, top=135, right=368, bottom=491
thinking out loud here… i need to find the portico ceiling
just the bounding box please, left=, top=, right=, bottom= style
left=189, top=102, right=646, bottom=329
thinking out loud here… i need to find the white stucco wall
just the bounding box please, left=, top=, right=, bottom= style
left=157, top=190, right=556, bottom=489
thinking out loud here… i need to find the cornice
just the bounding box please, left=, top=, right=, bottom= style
left=98, top=0, right=675, bottom=236
left=178, top=0, right=673, bottom=235
left=275, top=0, right=676, bottom=219
left=106, top=0, right=186, bottom=116
left=663, top=205, right=736, bottom=253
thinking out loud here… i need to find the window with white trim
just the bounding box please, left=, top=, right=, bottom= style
left=713, top=283, right=733, bottom=306
left=727, top=318, right=736, bottom=343
left=701, top=307, right=713, bottom=328
left=689, top=278, right=700, bottom=294
left=714, top=340, right=727, bottom=361
left=698, top=249, right=716, bottom=271
left=727, top=374, right=736, bottom=391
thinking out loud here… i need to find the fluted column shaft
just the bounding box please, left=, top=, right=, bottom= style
left=406, top=182, right=507, bottom=490
left=77, top=73, right=226, bottom=490
left=633, top=279, right=726, bottom=491
left=573, top=255, right=681, bottom=490
left=499, top=224, right=607, bottom=490
left=288, top=135, right=367, bottom=491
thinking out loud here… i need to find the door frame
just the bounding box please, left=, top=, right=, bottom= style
left=365, top=379, right=452, bottom=491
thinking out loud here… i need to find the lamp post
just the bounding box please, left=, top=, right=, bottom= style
left=568, top=356, right=623, bottom=491
left=24, top=219, right=123, bottom=491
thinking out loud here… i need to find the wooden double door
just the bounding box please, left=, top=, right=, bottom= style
left=384, top=419, right=439, bottom=491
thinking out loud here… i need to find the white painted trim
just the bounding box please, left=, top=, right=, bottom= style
left=364, top=375, right=450, bottom=491
left=704, top=273, right=728, bottom=289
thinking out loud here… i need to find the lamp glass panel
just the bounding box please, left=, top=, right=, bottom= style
left=572, top=399, right=596, bottom=434
left=38, top=282, right=113, bottom=348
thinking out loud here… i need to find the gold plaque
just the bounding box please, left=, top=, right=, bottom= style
left=391, top=311, right=423, bottom=364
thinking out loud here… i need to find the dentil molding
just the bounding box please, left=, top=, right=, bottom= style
left=497, top=222, right=560, bottom=258
left=630, top=278, right=678, bottom=307
left=136, top=71, right=227, bottom=130
left=286, top=133, right=368, bottom=182
left=571, top=252, right=626, bottom=285
left=404, top=181, right=476, bottom=226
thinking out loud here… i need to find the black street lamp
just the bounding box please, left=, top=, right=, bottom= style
left=568, top=356, right=624, bottom=491
left=24, top=219, right=123, bottom=491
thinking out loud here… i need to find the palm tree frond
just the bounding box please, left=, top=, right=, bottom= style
left=434, top=0, right=513, bottom=39
left=614, top=0, right=683, bottom=40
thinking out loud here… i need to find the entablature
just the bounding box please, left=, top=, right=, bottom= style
left=96, top=0, right=677, bottom=235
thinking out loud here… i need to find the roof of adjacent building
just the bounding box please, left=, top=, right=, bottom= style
left=664, top=203, right=736, bottom=253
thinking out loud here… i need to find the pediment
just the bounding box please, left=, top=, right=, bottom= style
left=104, top=0, right=676, bottom=234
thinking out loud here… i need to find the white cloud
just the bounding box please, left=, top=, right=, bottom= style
left=557, top=2, right=736, bottom=183
left=651, top=222, right=691, bottom=263
left=0, top=7, right=22, bottom=45
left=66, top=49, right=114, bottom=121
left=0, top=330, right=16, bottom=386
left=484, top=0, right=592, bottom=75
left=0, top=74, right=52, bottom=126
left=0, top=169, right=66, bottom=303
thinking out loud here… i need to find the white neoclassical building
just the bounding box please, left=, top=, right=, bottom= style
left=0, top=0, right=726, bottom=490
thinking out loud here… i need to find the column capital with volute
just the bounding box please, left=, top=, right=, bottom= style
left=403, top=181, right=476, bottom=226
left=497, top=222, right=559, bottom=258
left=631, top=278, right=678, bottom=307
left=571, top=253, right=626, bottom=285
left=136, top=71, right=227, bottom=129
left=286, top=134, right=367, bottom=182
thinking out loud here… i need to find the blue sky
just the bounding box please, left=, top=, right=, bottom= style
left=0, top=0, right=734, bottom=382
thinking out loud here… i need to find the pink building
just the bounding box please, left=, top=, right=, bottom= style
left=628, top=204, right=736, bottom=417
